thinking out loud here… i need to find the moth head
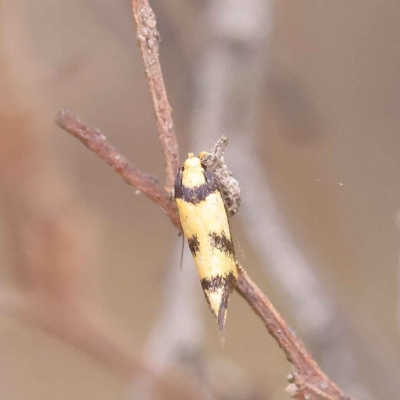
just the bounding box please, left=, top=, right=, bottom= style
left=183, top=153, right=204, bottom=171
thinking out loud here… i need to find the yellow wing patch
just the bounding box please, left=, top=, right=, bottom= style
left=174, top=153, right=238, bottom=331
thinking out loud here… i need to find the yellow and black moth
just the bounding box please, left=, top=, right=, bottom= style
left=174, top=152, right=238, bottom=332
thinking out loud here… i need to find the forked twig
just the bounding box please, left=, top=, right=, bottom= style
left=56, top=1, right=351, bottom=399
left=56, top=109, right=180, bottom=228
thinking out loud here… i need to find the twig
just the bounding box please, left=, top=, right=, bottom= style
left=130, top=0, right=180, bottom=191
left=55, top=1, right=352, bottom=399
left=56, top=109, right=180, bottom=228
left=184, top=0, right=370, bottom=397
left=56, top=109, right=350, bottom=400
left=235, top=268, right=348, bottom=400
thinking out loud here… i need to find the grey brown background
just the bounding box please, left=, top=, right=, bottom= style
left=1, top=1, right=400, bottom=399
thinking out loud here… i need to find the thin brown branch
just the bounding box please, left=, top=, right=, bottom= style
left=56, top=111, right=350, bottom=399
left=235, top=267, right=349, bottom=400
left=56, top=109, right=180, bottom=228
left=55, top=1, right=352, bottom=399
left=130, top=0, right=180, bottom=191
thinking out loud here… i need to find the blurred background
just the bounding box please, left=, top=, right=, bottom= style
left=1, top=1, right=400, bottom=399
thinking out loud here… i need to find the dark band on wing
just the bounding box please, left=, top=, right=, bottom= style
left=200, top=271, right=237, bottom=294
left=174, top=169, right=219, bottom=204
left=201, top=271, right=237, bottom=329
left=188, top=235, right=200, bottom=256
left=209, top=231, right=235, bottom=256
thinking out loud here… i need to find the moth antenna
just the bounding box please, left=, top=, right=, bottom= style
left=233, top=230, right=245, bottom=261
left=180, top=234, right=185, bottom=270
left=221, top=200, right=245, bottom=262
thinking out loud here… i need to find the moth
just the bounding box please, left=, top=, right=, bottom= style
left=174, top=152, right=238, bottom=331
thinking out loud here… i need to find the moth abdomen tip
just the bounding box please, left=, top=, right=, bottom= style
left=217, top=305, right=227, bottom=333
